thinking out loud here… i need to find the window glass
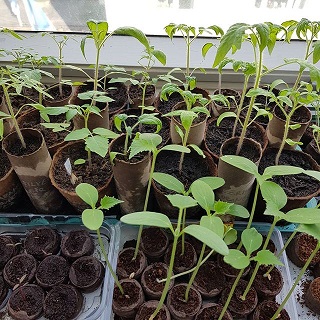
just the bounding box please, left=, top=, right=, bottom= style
left=0, top=0, right=318, bottom=34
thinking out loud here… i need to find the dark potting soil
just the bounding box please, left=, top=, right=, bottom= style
left=214, top=88, right=240, bottom=108
left=105, top=81, right=128, bottom=114
left=154, top=151, right=214, bottom=195
left=258, top=148, right=320, bottom=198
left=252, top=300, right=290, bottom=320
left=142, top=262, right=168, bottom=294
left=52, top=142, right=113, bottom=192
left=3, top=253, right=37, bottom=288
left=113, top=280, right=142, bottom=308
left=8, top=284, right=44, bottom=319
left=0, top=235, right=17, bottom=270
left=274, top=104, right=311, bottom=123
left=136, top=304, right=168, bottom=320
left=129, top=84, right=155, bottom=102
left=0, top=150, right=12, bottom=178
left=141, top=227, right=168, bottom=256
left=155, top=91, right=183, bottom=115
left=173, top=108, right=207, bottom=125
left=45, top=84, right=72, bottom=102
left=196, top=303, right=233, bottom=320
left=0, top=274, right=8, bottom=305
left=24, top=227, right=61, bottom=260
left=117, top=248, right=146, bottom=277
left=44, top=284, right=83, bottom=320
left=36, top=255, right=69, bottom=288
left=205, top=117, right=266, bottom=157
left=61, top=229, right=94, bottom=259
left=6, top=135, right=42, bottom=156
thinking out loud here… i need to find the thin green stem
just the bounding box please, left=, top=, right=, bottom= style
left=97, top=229, right=124, bottom=294
left=181, top=208, right=186, bottom=255
left=271, top=242, right=320, bottom=320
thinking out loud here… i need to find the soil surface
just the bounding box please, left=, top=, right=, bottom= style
left=214, top=88, right=240, bottom=108
left=113, top=280, right=142, bottom=308
left=274, top=105, right=311, bottom=123
left=0, top=236, right=17, bottom=270
left=141, top=262, right=169, bottom=295
left=141, top=227, right=169, bottom=258
left=5, top=135, right=42, bottom=156
left=155, top=91, right=183, bottom=115
left=106, top=81, right=128, bottom=114
left=45, top=84, right=72, bottom=102
left=116, top=248, right=146, bottom=279
left=129, top=84, right=155, bottom=103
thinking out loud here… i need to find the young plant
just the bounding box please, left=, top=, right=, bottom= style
left=75, top=182, right=124, bottom=294
left=310, top=123, right=320, bottom=153
left=121, top=194, right=229, bottom=319
left=164, top=23, right=224, bottom=89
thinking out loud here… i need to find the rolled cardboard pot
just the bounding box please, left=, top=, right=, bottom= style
left=2, top=128, right=66, bottom=214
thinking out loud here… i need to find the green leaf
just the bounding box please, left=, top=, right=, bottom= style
left=253, top=250, right=283, bottom=266
left=92, top=128, right=119, bottom=139
left=152, top=49, right=166, bottom=66
left=217, top=112, right=237, bottom=126
left=297, top=224, right=320, bottom=242
left=190, top=180, right=215, bottom=212
left=224, top=249, right=250, bottom=269
left=74, top=159, right=86, bottom=165
left=120, top=212, right=174, bottom=233
left=100, top=196, right=123, bottom=210
left=75, top=183, right=99, bottom=208
left=198, top=177, right=225, bottom=190
left=263, top=165, right=304, bottom=179
left=64, top=128, right=90, bottom=141
left=153, top=172, right=185, bottom=194
left=241, top=228, right=262, bottom=256
left=214, top=201, right=233, bottom=215
left=264, top=204, right=286, bottom=219
left=82, top=208, right=104, bottom=230
left=184, top=224, right=229, bottom=256
left=114, top=26, right=150, bottom=51
left=285, top=208, right=320, bottom=224
left=129, top=133, right=162, bottom=159
left=313, top=41, right=320, bottom=64
left=166, top=194, right=198, bottom=210
left=228, top=204, right=250, bottom=218
left=200, top=216, right=224, bottom=239
left=220, top=155, right=259, bottom=176
left=224, top=228, right=238, bottom=245
left=161, top=144, right=190, bottom=153
left=305, top=170, right=320, bottom=182
left=202, top=42, right=213, bottom=58
left=85, top=135, right=109, bottom=158
left=260, top=181, right=287, bottom=210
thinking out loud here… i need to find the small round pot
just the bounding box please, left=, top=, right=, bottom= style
left=195, top=303, right=233, bottom=320
left=44, top=284, right=83, bottom=320
left=0, top=274, right=9, bottom=308
left=305, top=138, right=320, bottom=164
left=0, top=235, right=17, bottom=269
left=24, top=226, right=61, bottom=260
left=141, top=262, right=174, bottom=300
left=8, top=284, right=45, bottom=320
left=305, top=277, right=320, bottom=315
left=60, top=229, right=94, bottom=261
left=116, top=247, right=147, bottom=280
left=112, top=278, right=145, bottom=318
left=248, top=300, right=290, bottom=320
left=36, top=255, right=69, bottom=289
left=167, top=283, right=202, bottom=320
left=212, top=88, right=241, bottom=117
left=128, top=83, right=156, bottom=107
left=69, top=255, right=105, bottom=293
left=135, top=300, right=171, bottom=320
left=43, top=83, right=74, bottom=107
left=3, top=253, right=37, bottom=288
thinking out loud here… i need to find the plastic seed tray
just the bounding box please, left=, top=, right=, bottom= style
left=0, top=214, right=119, bottom=320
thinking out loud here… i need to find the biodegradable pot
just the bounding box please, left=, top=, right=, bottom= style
left=110, top=134, right=151, bottom=215
left=135, top=300, right=171, bottom=320
left=104, top=79, right=129, bottom=116
left=286, top=232, right=320, bottom=268
left=0, top=96, right=15, bottom=136
left=0, top=274, right=8, bottom=307
left=60, top=229, right=94, bottom=261
left=43, top=284, right=83, bottom=320
left=24, top=226, right=61, bottom=260
left=167, top=283, right=202, bottom=320
left=0, top=235, right=17, bottom=269
left=3, top=253, right=37, bottom=288
left=0, top=149, right=23, bottom=211
left=69, top=255, right=105, bottom=293
left=49, top=140, right=115, bottom=213
left=266, top=104, right=312, bottom=149
left=305, top=277, right=320, bottom=315
left=128, top=83, right=156, bottom=107
left=117, top=247, right=148, bottom=280
left=8, top=284, right=45, bottom=320
left=43, top=83, right=74, bottom=107
left=140, top=226, right=170, bottom=261
left=152, top=150, right=217, bottom=219
left=195, top=303, right=233, bottom=320
left=169, top=101, right=209, bottom=147
left=248, top=300, right=290, bottom=320
left=216, top=136, right=262, bottom=209
left=305, top=138, right=320, bottom=164
left=2, top=128, right=66, bottom=214
left=212, top=88, right=241, bottom=117
left=220, top=279, right=258, bottom=318
left=112, top=278, right=145, bottom=318
left=141, top=262, right=174, bottom=300
left=193, top=260, right=226, bottom=299
left=36, top=255, right=69, bottom=289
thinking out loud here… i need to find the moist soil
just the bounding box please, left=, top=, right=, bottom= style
left=0, top=235, right=17, bottom=270
left=8, top=284, right=44, bottom=319
left=36, top=255, right=69, bottom=288
left=6, top=135, right=42, bottom=156
left=116, top=248, right=146, bottom=279
left=196, top=303, right=233, bottom=320
left=51, top=142, right=113, bottom=192
left=113, top=280, right=142, bottom=308
left=0, top=150, right=11, bottom=178
left=45, top=84, right=72, bottom=102
left=129, top=84, right=155, bottom=103
left=155, top=91, right=183, bottom=115
left=205, top=117, right=266, bottom=158
left=251, top=300, right=290, bottom=320
left=24, top=227, right=61, bottom=260
left=141, top=227, right=169, bottom=259
left=214, top=88, right=240, bottom=108
left=61, top=229, right=94, bottom=260
left=44, top=284, right=83, bottom=320
left=135, top=304, right=169, bottom=320
left=274, top=104, right=311, bottom=123
left=258, top=148, right=320, bottom=198
left=105, top=81, right=128, bottom=114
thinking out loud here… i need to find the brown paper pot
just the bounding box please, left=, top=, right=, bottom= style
left=49, top=140, right=115, bottom=213
left=266, top=104, right=311, bottom=149
left=110, top=135, right=151, bottom=215
left=2, top=128, right=66, bottom=214
left=170, top=102, right=208, bottom=147
left=0, top=149, right=24, bottom=211
left=212, top=88, right=241, bottom=117
left=305, top=138, right=320, bottom=164
left=0, top=97, right=15, bottom=137
left=216, top=137, right=262, bottom=209
left=128, top=83, right=156, bottom=108
left=43, top=83, right=74, bottom=107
